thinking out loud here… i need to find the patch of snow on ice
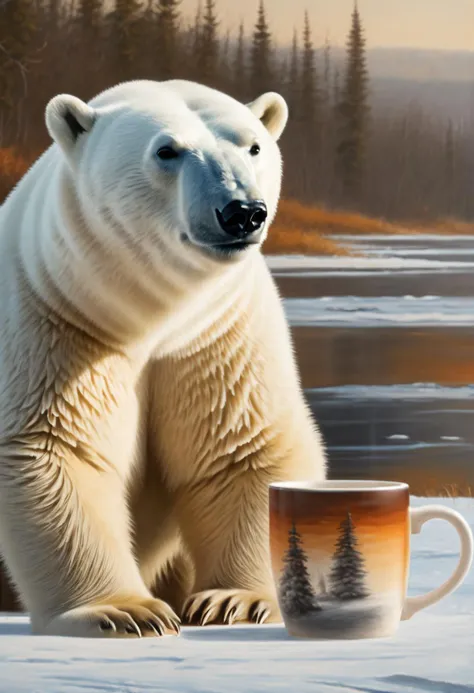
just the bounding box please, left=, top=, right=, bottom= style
left=283, top=296, right=474, bottom=327
left=266, top=254, right=474, bottom=272
left=310, top=383, right=474, bottom=401
left=331, top=234, right=474, bottom=242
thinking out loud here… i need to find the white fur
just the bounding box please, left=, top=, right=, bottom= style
left=0, top=80, right=326, bottom=637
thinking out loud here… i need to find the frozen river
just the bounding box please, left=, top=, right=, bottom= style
left=269, top=235, right=474, bottom=496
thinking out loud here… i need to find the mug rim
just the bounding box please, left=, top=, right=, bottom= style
left=269, top=479, right=409, bottom=492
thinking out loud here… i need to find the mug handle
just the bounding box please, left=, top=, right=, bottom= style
left=401, top=505, right=473, bottom=621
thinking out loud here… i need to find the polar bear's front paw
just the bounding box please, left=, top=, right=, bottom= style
left=41, top=597, right=181, bottom=638
left=182, top=589, right=281, bottom=626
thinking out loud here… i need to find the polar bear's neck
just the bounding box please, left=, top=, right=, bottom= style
left=150, top=253, right=264, bottom=360
left=17, top=159, right=260, bottom=352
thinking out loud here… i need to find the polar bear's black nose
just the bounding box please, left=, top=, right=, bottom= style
left=216, top=200, right=267, bottom=238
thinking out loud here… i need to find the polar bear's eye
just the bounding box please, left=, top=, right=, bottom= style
left=157, top=146, right=179, bottom=161
left=249, top=143, right=261, bottom=156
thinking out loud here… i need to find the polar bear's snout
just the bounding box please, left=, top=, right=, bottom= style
left=215, top=199, right=267, bottom=240
left=186, top=194, right=268, bottom=257
left=178, top=147, right=269, bottom=258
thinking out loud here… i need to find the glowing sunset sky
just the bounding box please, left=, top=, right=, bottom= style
left=270, top=488, right=410, bottom=594
left=180, top=0, right=474, bottom=51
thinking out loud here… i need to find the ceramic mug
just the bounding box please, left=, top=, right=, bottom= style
left=269, top=480, right=473, bottom=640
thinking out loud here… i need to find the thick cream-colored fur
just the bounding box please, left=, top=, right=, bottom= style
left=0, top=80, right=326, bottom=637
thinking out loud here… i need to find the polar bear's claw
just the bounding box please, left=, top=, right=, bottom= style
left=41, top=597, right=181, bottom=638
left=182, top=589, right=281, bottom=626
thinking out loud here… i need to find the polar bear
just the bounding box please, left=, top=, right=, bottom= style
left=0, top=79, right=326, bottom=637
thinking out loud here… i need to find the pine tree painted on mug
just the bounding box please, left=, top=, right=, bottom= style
left=329, top=511, right=370, bottom=600
left=279, top=522, right=321, bottom=617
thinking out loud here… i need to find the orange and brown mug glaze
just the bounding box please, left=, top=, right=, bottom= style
left=269, top=480, right=410, bottom=639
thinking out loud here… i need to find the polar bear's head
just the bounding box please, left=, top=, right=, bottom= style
left=45, top=80, right=288, bottom=268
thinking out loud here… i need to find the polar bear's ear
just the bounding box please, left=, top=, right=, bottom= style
left=247, top=92, right=288, bottom=141
left=45, top=94, right=97, bottom=154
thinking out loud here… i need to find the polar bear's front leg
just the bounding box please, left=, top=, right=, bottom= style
left=0, top=340, right=181, bottom=638
left=178, top=466, right=282, bottom=626
left=0, top=450, right=181, bottom=637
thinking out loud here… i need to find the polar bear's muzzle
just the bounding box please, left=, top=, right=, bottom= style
left=204, top=199, right=267, bottom=254
left=183, top=197, right=268, bottom=259
left=215, top=199, right=267, bottom=240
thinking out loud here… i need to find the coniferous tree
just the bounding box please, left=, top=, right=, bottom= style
left=32, top=0, right=64, bottom=129
left=319, top=33, right=336, bottom=200
left=138, top=0, right=156, bottom=80
left=196, top=0, right=219, bottom=87
left=192, top=0, right=202, bottom=52
left=250, top=0, right=273, bottom=97
left=322, top=34, right=332, bottom=106
left=329, top=512, right=369, bottom=600
left=333, top=66, right=340, bottom=108
left=335, top=1, right=370, bottom=202
left=219, top=29, right=230, bottom=83
left=77, top=0, right=102, bottom=42
left=186, top=0, right=202, bottom=81
left=47, top=0, right=61, bottom=30
left=278, top=55, right=288, bottom=93
left=279, top=522, right=321, bottom=617
left=279, top=28, right=300, bottom=199
left=299, top=11, right=321, bottom=198
left=113, top=0, right=142, bottom=82
left=300, top=12, right=320, bottom=130
left=75, top=0, right=103, bottom=95
left=155, top=0, right=181, bottom=80
left=287, top=29, right=299, bottom=113
left=232, top=21, right=246, bottom=98
left=444, top=119, right=457, bottom=215
left=445, top=120, right=456, bottom=183
left=0, top=0, right=37, bottom=112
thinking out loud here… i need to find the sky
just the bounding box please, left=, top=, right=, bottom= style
left=180, top=0, right=474, bottom=52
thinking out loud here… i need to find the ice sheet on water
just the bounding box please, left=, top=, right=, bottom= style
left=309, top=383, right=474, bottom=401
left=266, top=254, right=474, bottom=272
left=283, top=296, right=474, bottom=327
left=331, top=234, right=474, bottom=243
left=364, top=247, right=474, bottom=257
left=0, top=498, right=472, bottom=693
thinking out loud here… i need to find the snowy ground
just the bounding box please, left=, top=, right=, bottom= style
left=0, top=497, right=472, bottom=693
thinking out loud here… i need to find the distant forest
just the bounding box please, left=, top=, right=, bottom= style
left=1, top=0, right=473, bottom=220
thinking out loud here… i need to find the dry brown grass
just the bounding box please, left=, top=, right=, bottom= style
left=274, top=198, right=407, bottom=236
left=339, top=462, right=473, bottom=498
left=393, top=468, right=474, bottom=498
left=0, top=147, right=33, bottom=203
left=275, top=197, right=474, bottom=238
left=265, top=198, right=408, bottom=254
left=267, top=198, right=474, bottom=253
left=263, top=224, right=349, bottom=256
left=411, top=218, right=474, bottom=235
